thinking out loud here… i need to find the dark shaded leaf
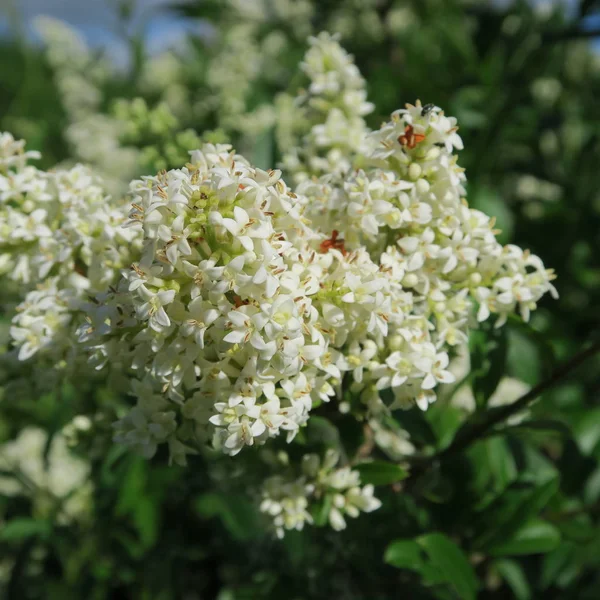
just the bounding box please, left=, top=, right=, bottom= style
left=494, top=558, right=531, bottom=600
left=489, top=519, right=561, bottom=556
left=1, top=518, right=51, bottom=542
left=354, top=461, right=409, bottom=486
left=384, top=539, right=424, bottom=570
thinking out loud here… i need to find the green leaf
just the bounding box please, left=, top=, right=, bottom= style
left=384, top=539, right=424, bottom=570
left=417, top=533, right=478, bottom=600
left=425, top=403, right=463, bottom=450
left=1, top=518, right=51, bottom=542
left=571, top=408, right=600, bottom=455
left=540, top=542, right=577, bottom=589
left=250, top=127, right=274, bottom=170
left=132, top=496, right=159, bottom=549
left=420, top=468, right=454, bottom=504
left=494, top=559, right=531, bottom=600
left=469, top=326, right=507, bottom=408
left=470, top=186, right=513, bottom=244
left=305, top=416, right=340, bottom=448
left=167, top=0, right=223, bottom=20
left=506, top=320, right=553, bottom=382
left=504, top=419, right=571, bottom=440
left=489, top=519, right=561, bottom=556
left=468, top=437, right=517, bottom=507
left=313, top=494, right=333, bottom=527
left=195, top=493, right=262, bottom=541
left=115, top=456, right=147, bottom=515
left=584, top=466, right=600, bottom=504
left=393, top=405, right=437, bottom=446
left=475, top=476, right=559, bottom=550
left=354, top=461, right=409, bottom=486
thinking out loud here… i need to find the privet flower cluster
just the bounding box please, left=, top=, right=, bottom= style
left=2, top=34, right=557, bottom=537
left=82, top=143, right=391, bottom=461
left=277, top=32, right=373, bottom=182
left=0, top=132, right=139, bottom=362
left=35, top=17, right=139, bottom=193
left=0, top=424, right=92, bottom=524
left=284, top=36, right=557, bottom=418
left=260, top=449, right=381, bottom=538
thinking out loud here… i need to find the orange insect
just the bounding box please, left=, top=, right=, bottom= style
left=233, top=295, right=249, bottom=308
left=319, top=230, right=347, bottom=256
left=398, top=125, right=426, bottom=149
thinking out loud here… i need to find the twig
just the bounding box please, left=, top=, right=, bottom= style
left=409, top=340, right=600, bottom=477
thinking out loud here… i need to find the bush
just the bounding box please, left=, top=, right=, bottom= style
left=1, top=1, right=600, bottom=598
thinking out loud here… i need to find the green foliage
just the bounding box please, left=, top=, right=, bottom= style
left=354, top=461, right=409, bottom=486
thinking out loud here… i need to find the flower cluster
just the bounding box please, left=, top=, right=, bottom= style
left=35, top=17, right=139, bottom=193
left=2, top=33, right=558, bottom=538
left=286, top=42, right=557, bottom=414
left=84, top=143, right=393, bottom=462
left=277, top=32, right=373, bottom=182
left=0, top=425, right=92, bottom=523
left=260, top=449, right=381, bottom=538
left=0, top=133, right=139, bottom=362
left=75, top=36, right=557, bottom=471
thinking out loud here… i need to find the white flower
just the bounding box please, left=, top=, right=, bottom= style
left=0, top=426, right=92, bottom=523
left=136, top=287, right=176, bottom=331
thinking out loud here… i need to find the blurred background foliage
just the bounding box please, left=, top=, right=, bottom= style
left=2, top=0, right=600, bottom=598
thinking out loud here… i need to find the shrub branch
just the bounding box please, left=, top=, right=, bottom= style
left=409, top=339, right=600, bottom=477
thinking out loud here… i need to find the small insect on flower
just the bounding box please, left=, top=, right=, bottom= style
left=319, top=230, right=347, bottom=255
left=398, top=125, right=426, bottom=150
left=421, top=103, right=435, bottom=117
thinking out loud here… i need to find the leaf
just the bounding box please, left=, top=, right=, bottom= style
left=313, top=494, right=333, bottom=527
left=489, top=519, right=561, bottom=556
left=507, top=320, right=554, bottom=382
left=354, top=461, right=408, bottom=486
left=132, top=496, right=159, bottom=549
left=468, top=437, right=517, bottom=507
left=504, top=419, right=571, bottom=440
left=115, top=456, right=147, bottom=515
left=1, top=518, right=51, bottom=542
left=250, top=127, right=274, bottom=170
left=420, top=468, right=454, bottom=504
left=470, top=186, right=513, bottom=244
left=475, top=476, right=559, bottom=550
left=540, top=542, right=577, bottom=589
left=417, top=533, right=478, bottom=600
left=195, top=493, right=262, bottom=541
left=425, top=404, right=463, bottom=450
left=305, top=416, right=340, bottom=448
left=571, top=408, right=600, bottom=455
left=584, top=466, right=600, bottom=504
left=393, top=405, right=437, bottom=446
left=384, top=539, right=424, bottom=570
left=336, top=413, right=366, bottom=458
left=166, top=0, right=223, bottom=20
left=494, top=559, right=531, bottom=600
left=469, top=326, right=508, bottom=408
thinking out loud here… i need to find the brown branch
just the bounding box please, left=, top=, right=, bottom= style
left=409, top=339, right=600, bottom=478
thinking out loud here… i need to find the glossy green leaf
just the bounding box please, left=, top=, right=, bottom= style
left=475, top=477, right=559, bottom=550
left=384, top=539, right=424, bottom=570
left=354, top=461, right=408, bottom=486
left=469, top=325, right=508, bottom=408
left=1, top=518, right=51, bottom=542
left=489, top=519, right=561, bottom=556
left=417, top=533, right=478, bottom=600
left=571, top=408, right=600, bottom=455
left=494, top=558, right=531, bottom=600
